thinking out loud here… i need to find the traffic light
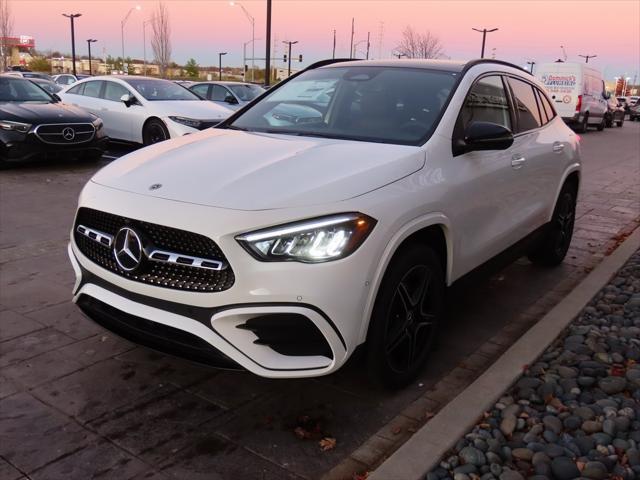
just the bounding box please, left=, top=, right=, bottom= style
left=283, top=54, right=287, bottom=63
left=298, top=54, right=303, bottom=62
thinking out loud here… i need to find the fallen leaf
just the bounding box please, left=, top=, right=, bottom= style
left=319, top=437, right=336, bottom=451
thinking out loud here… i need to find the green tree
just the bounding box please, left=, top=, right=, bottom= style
left=184, top=58, right=199, bottom=78
left=28, top=56, right=51, bottom=72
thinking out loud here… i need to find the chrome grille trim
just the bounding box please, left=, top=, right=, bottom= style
left=34, top=123, right=95, bottom=145
left=77, top=225, right=113, bottom=247
left=148, top=250, right=227, bottom=271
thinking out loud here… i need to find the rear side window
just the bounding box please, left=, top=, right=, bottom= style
left=535, top=88, right=555, bottom=124
left=82, top=81, right=103, bottom=98
left=508, top=77, right=542, bottom=132
left=67, top=82, right=85, bottom=95
left=457, top=75, right=512, bottom=131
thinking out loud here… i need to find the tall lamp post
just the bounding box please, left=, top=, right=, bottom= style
left=578, top=54, right=597, bottom=64
left=283, top=40, right=298, bottom=77
left=62, top=13, right=81, bottom=76
left=121, top=5, right=141, bottom=73
left=86, top=39, right=97, bottom=75
left=265, top=0, right=272, bottom=86
left=142, top=19, right=151, bottom=76
left=230, top=1, right=255, bottom=82
left=218, top=52, right=227, bottom=80
left=472, top=27, right=498, bottom=58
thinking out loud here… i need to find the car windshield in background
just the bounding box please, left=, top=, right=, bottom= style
left=0, top=76, right=52, bottom=103
left=229, top=66, right=457, bottom=145
left=227, top=84, right=264, bottom=101
left=30, top=79, right=62, bottom=94
left=123, top=78, right=201, bottom=101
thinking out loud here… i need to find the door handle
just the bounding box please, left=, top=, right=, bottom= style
left=511, top=155, right=526, bottom=169
left=552, top=142, right=565, bottom=153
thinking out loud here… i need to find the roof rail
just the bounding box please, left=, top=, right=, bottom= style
left=463, top=58, right=532, bottom=76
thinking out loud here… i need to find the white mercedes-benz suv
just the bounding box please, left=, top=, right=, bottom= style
left=69, top=59, right=580, bottom=388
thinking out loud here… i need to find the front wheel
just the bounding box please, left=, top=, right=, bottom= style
left=616, top=117, right=624, bottom=127
left=366, top=244, right=445, bottom=389
left=575, top=114, right=588, bottom=133
left=596, top=116, right=605, bottom=131
left=528, top=184, right=577, bottom=266
left=143, top=119, right=170, bottom=146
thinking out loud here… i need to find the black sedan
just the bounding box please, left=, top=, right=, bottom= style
left=0, top=75, right=107, bottom=164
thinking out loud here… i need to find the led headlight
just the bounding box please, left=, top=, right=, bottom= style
left=236, top=213, right=376, bottom=263
left=0, top=120, right=31, bottom=133
left=169, top=116, right=202, bottom=128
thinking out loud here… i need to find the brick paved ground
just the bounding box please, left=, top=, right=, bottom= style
left=1, top=123, right=638, bottom=480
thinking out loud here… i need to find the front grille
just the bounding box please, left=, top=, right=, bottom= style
left=74, top=207, right=235, bottom=292
left=34, top=123, right=95, bottom=145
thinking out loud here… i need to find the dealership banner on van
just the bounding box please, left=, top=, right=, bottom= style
left=536, top=62, right=608, bottom=133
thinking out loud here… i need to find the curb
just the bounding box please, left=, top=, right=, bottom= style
left=369, top=227, right=640, bottom=480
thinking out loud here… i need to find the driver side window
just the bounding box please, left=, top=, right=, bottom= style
left=211, top=85, right=228, bottom=102
left=459, top=75, right=512, bottom=131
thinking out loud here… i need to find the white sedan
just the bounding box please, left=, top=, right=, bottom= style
left=58, top=76, right=234, bottom=145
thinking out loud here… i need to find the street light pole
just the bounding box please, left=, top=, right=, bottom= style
left=366, top=31, right=370, bottom=60
left=142, top=19, right=151, bottom=76
left=218, top=52, right=227, bottom=80
left=265, top=0, right=272, bottom=86
left=86, top=39, right=97, bottom=75
left=349, top=18, right=354, bottom=59
left=332, top=29, right=336, bottom=59
left=472, top=27, right=498, bottom=58
left=526, top=61, right=536, bottom=74
left=62, top=13, right=81, bottom=76
left=578, top=54, right=597, bottom=63
left=283, top=40, right=298, bottom=77
left=229, top=2, right=255, bottom=82
left=121, top=5, right=141, bottom=73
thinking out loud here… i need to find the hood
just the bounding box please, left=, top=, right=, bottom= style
left=150, top=100, right=233, bottom=120
left=91, top=129, right=424, bottom=211
left=0, top=101, right=96, bottom=123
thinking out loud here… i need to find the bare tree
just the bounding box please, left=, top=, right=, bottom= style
left=0, top=0, right=13, bottom=71
left=151, top=1, right=171, bottom=77
left=396, top=26, right=445, bottom=59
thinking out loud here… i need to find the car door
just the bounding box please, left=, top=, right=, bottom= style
left=450, top=74, right=524, bottom=268
left=99, top=81, right=135, bottom=141
left=505, top=75, right=565, bottom=240
left=65, top=80, right=104, bottom=117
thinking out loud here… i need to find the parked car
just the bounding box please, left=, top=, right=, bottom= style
left=28, top=78, right=63, bottom=95
left=3, top=71, right=53, bottom=81
left=536, top=62, right=607, bottom=132
left=189, top=81, right=265, bottom=110
left=52, top=74, right=78, bottom=86
left=0, top=76, right=107, bottom=163
left=59, top=76, right=234, bottom=145
left=629, top=101, right=640, bottom=121
left=69, top=59, right=581, bottom=388
left=605, top=95, right=625, bottom=127
left=617, top=96, right=630, bottom=113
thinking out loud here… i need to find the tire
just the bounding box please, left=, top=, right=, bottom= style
left=528, top=184, right=577, bottom=267
left=605, top=114, right=613, bottom=128
left=596, top=116, right=605, bottom=131
left=575, top=114, right=588, bottom=133
left=366, top=243, right=445, bottom=389
left=616, top=117, right=624, bottom=127
left=143, top=119, right=170, bottom=146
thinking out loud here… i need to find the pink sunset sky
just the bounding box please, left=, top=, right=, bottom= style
left=12, top=0, right=640, bottom=80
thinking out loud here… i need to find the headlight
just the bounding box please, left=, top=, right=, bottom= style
left=169, top=116, right=202, bottom=128
left=0, top=120, right=31, bottom=133
left=236, top=213, right=376, bottom=263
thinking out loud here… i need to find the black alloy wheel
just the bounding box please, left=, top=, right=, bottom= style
left=143, top=119, right=170, bottom=145
left=366, top=244, right=444, bottom=389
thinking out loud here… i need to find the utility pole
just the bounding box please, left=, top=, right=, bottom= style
left=578, top=54, right=597, bottom=63
left=143, top=19, right=151, bottom=76
left=86, top=39, right=97, bottom=75
left=218, top=52, right=227, bottom=80
left=366, top=31, right=370, bottom=59
left=472, top=27, right=498, bottom=59
left=349, top=18, right=354, bottom=59
left=526, top=61, right=535, bottom=74
left=332, top=29, right=336, bottom=59
left=265, top=0, right=272, bottom=86
left=283, top=40, right=298, bottom=77
left=62, top=13, right=81, bottom=76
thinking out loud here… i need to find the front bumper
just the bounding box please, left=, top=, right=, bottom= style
left=1, top=130, right=108, bottom=162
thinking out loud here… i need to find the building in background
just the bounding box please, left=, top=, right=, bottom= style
left=1, top=35, right=35, bottom=68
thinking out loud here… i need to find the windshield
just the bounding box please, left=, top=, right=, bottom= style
left=31, top=80, right=62, bottom=94
left=227, top=84, right=264, bottom=101
left=229, top=66, right=457, bottom=145
left=124, top=78, right=201, bottom=101
left=0, top=76, right=52, bottom=103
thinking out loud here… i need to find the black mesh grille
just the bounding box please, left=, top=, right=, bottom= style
left=74, top=207, right=235, bottom=292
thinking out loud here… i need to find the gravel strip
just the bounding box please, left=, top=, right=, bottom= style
left=427, top=250, right=640, bottom=480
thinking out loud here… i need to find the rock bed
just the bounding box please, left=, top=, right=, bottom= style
left=427, top=250, right=640, bottom=480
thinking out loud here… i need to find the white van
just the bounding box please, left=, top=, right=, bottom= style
left=536, top=62, right=608, bottom=132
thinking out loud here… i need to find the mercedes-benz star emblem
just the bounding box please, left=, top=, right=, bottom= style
left=113, top=227, right=143, bottom=271
left=62, top=127, right=75, bottom=141
left=149, top=183, right=162, bottom=191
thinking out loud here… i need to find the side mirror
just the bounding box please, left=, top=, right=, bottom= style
left=120, top=93, right=134, bottom=107
left=224, top=94, right=238, bottom=105
left=604, top=92, right=611, bottom=100
left=461, top=121, right=514, bottom=154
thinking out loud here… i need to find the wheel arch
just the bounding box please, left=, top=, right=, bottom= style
left=548, top=166, right=580, bottom=222
left=358, top=214, right=453, bottom=343
left=141, top=116, right=168, bottom=144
